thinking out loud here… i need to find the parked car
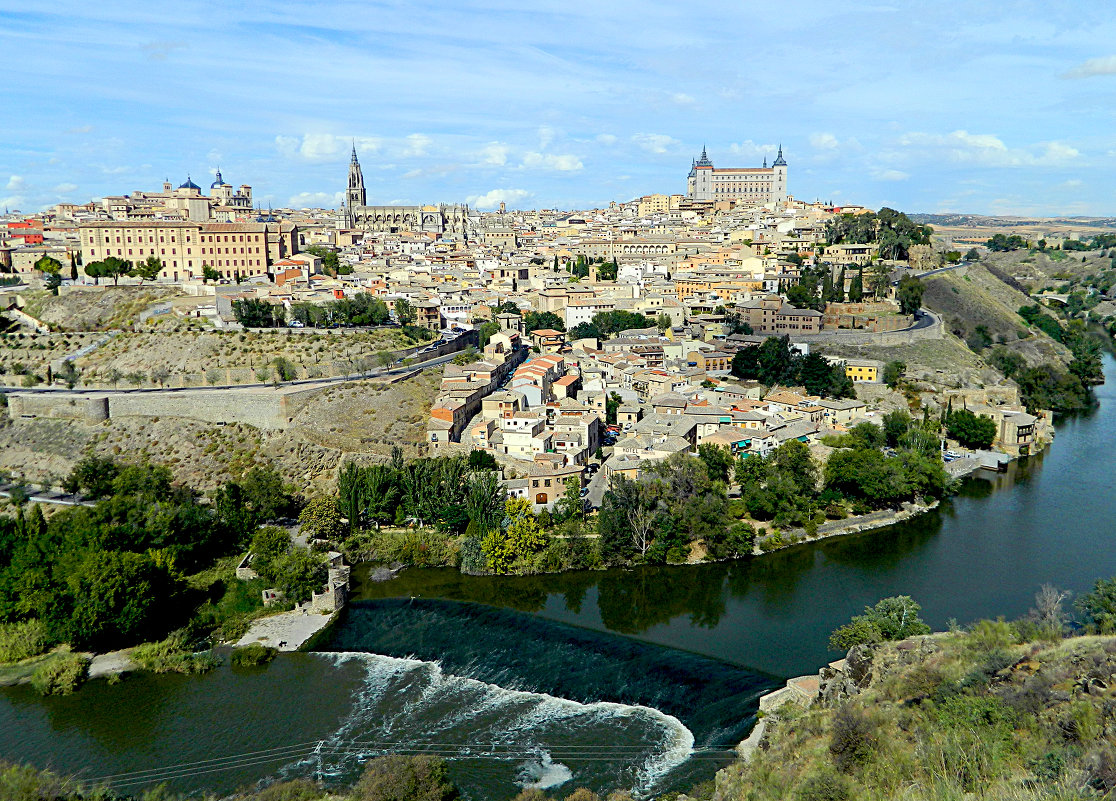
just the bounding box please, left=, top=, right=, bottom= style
left=288, top=320, right=304, bottom=328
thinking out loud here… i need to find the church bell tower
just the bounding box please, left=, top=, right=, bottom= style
left=346, top=143, right=366, bottom=226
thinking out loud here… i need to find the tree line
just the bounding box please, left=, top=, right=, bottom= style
left=824, top=207, right=933, bottom=261
left=730, top=335, right=856, bottom=398
left=0, top=458, right=298, bottom=653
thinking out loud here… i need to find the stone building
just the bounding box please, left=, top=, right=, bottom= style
left=79, top=220, right=299, bottom=281
left=344, top=145, right=472, bottom=236
left=686, top=145, right=788, bottom=204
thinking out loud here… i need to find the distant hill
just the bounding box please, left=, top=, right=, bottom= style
left=910, top=212, right=1116, bottom=229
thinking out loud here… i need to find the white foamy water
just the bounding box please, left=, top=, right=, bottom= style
left=277, top=652, right=695, bottom=799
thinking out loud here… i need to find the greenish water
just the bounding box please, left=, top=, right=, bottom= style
left=2, top=356, right=1115, bottom=799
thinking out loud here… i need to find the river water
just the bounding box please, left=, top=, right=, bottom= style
left=2, top=357, right=1115, bottom=799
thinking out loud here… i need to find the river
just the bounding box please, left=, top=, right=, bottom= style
left=2, top=356, right=1115, bottom=799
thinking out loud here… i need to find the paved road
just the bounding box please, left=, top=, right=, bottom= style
left=910, top=260, right=970, bottom=280
left=585, top=463, right=609, bottom=508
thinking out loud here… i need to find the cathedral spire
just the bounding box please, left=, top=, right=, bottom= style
left=773, top=143, right=787, bottom=167
left=351, top=141, right=359, bottom=164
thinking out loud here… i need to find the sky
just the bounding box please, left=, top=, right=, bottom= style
left=3, top=1, right=1116, bottom=215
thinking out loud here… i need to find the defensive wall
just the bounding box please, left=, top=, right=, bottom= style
left=7, top=383, right=330, bottom=429
left=796, top=310, right=942, bottom=346
left=822, top=301, right=914, bottom=333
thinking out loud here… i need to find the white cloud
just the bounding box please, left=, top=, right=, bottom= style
left=726, top=140, right=776, bottom=160
left=671, top=93, right=695, bottom=105
left=596, top=134, right=618, bottom=145
left=897, top=130, right=1079, bottom=167
left=276, top=134, right=381, bottom=161
left=400, top=133, right=432, bottom=158
left=1063, top=55, right=1116, bottom=79
left=809, top=133, right=839, bottom=150
left=300, top=133, right=344, bottom=160
left=0, top=195, right=25, bottom=210
left=466, top=188, right=530, bottom=209
left=522, top=152, right=583, bottom=171
left=288, top=190, right=344, bottom=208
left=401, top=169, right=423, bottom=179
left=538, top=126, right=558, bottom=149
left=478, top=142, right=509, bottom=166
left=871, top=169, right=909, bottom=182
left=6, top=176, right=26, bottom=191
left=54, top=183, right=79, bottom=193
left=632, top=133, right=680, bottom=154
left=64, top=125, right=92, bottom=135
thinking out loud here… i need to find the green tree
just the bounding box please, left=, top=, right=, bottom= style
left=597, top=259, right=619, bottom=281
left=798, top=352, right=836, bottom=396
left=56, top=361, right=80, bottom=389
left=605, top=391, right=623, bottom=425
left=731, top=346, right=760, bottom=380
left=848, top=268, right=864, bottom=302
left=697, top=443, right=734, bottom=483
left=202, top=264, right=220, bottom=283
left=1076, top=577, right=1116, bottom=633
left=829, top=595, right=931, bottom=651
left=882, top=360, right=905, bottom=389
left=394, top=299, right=416, bottom=326
left=298, top=497, right=344, bottom=540
left=134, top=255, right=163, bottom=283
left=34, top=255, right=63, bottom=275
left=897, top=275, right=924, bottom=315
left=946, top=408, right=997, bottom=449
left=352, top=754, right=459, bottom=801
left=882, top=410, right=911, bottom=447
left=305, top=244, right=341, bottom=275
left=60, top=550, right=180, bottom=650
left=655, top=312, right=673, bottom=332
left=64, top=455, right=119, bottom=498
left=522, top=310, right=566, bottom=334
left=756, top=335, right=798, bottom=386
left=85, top=256, right=132, bottom=286
left=69, top=252, right=79, bottom=281
left=44, top=271, right=62, bottom=295
left=251, top=525, right=291, bottom=562
left=263, top=549, right=327, bottom=604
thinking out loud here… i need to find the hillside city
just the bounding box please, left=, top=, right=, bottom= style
left=2, top=144, right=1081, bottom=521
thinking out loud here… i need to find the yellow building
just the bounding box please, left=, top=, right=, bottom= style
left=636, top=194, right=670, bottom=217
left=843, top=359, right=882, bottom=383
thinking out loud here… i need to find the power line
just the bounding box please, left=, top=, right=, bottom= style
left=88, top=738, right=737, bottom=789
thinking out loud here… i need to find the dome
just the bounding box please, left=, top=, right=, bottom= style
left=210, top=169, right=226, bottom=189
left=179, top=175, right=201, bottom=191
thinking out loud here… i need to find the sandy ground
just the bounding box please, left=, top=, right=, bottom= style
left=236, top=609, right=333, bottom=651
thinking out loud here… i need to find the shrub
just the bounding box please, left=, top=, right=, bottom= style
left=230, top=643, right=278, bottom=668
left=829, top=705, right=877, bottom=773
left=795, top=769, right=852, bottom=801
left=0, top=619, right=49, bottom=664
left=131, top=633, right=218, bottom=674
left=31, top=653, right=89, bottom=696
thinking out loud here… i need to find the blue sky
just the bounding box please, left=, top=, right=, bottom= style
left=3, top=1, right=1116, bottom=215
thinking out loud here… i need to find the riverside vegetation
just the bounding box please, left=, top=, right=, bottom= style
left=0, top=457, right=321, bottom=694
left=331, top=419, right=948, bottom=576
left=19, top=580, right=1116, bottom=801
left=714, top=577, right=1116, bottom=801
left=0, top=756, right=638, bottom=801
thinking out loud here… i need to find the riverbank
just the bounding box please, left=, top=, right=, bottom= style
left=235, top=608, right=335, bottom=651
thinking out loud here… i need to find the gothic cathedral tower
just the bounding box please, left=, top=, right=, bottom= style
left=346, top=143, right=366, bottom=226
